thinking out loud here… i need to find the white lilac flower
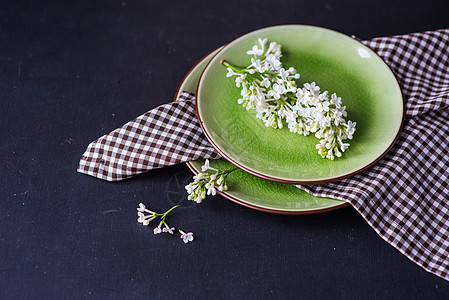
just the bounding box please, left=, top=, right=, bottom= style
left=285, top=111, right=298, bottom=125
left=192, top=173, right=204, bottom=181
left=277, top=106, right=286, bottom=117
left=206, top=181, right=217, bottom=196
left=255, top=108, right=266, bottom=120
left=345, top=120, right=357, bottom=136
left=226, top=68, right=237, bottom=78
left=137, top=212, right=155, bottom=226
left=179, top=231, right=194, bottom=244
left=268, top=83, right=285, bottom=100
left=274, top=50, right=282, bottom=59
left=279, top=68, right=289, bottom=81
left=309, top=95, right=319, bottom=105
left=137, top=202, right=156, bottom=215
left=319, top=91, right=329, bottom=101
left=251, top=58, right=264, bottom=72
left=201, top=159, right=216, bottom=172
left=338, top=136, right=350, bottom=152
left=153, top=222, right=162, bottom=234
left=277, top=116, right=283, bottom=129
left=295, top=88, right=308, bottom=104
left=304, top=82, right=320, bottom=95
left=258, top=37, right=268, bottom=49
left=260, top=77, right=271, bottom=88
left=235, top=76, right=244, bottom=87
left=335, top=148, right=342, bottom=158
left=185, top=183, right=195, bottom=194
left=266, top=54, right=282, bottom=71
left=316, top=139, right=326, bottom=150
left=162, top=223, right=175, bottom=234
left=265, top=41, right=278, bottom=55
left=241, top=85, right=249, bottom=98
left=315, top=102, right=324, bottom=114
left=137, top=207, right=156, bottom=226
left=137, top=203, right=146, bottom=212
left=332, top=108, right=344, bottom=125
left=330, top=93, right=342, bottom=107
left=323, top=116, right=332, bottom=127
left=247, top=45, right=263, bottom=56
left=195, top=193, right=204, bottom=203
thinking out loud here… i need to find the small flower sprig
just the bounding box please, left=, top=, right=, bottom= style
left=137, top=203, right=194, bottom=243
left=222, top=38, right=357, bottom=160
left=185, top=159, right=237, bottom=203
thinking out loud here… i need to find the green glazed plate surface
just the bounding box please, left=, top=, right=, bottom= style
left=175, top=45, right=347, bottom=214
left=196, top=25, right=403, bottom=184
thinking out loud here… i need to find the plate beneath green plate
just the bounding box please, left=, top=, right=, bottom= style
left=196, top=25, right=403, bottom=184
left=175, top=46, right=347, bottom=214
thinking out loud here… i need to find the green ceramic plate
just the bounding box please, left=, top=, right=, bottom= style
left=196, top=25, right=403, bottom=184
left=175, top=47, right=347, bottom=214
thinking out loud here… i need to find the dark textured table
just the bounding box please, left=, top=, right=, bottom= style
left=1, top=0, right=449, bottom=298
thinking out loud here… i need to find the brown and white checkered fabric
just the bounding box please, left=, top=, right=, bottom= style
left=78, top=29, right=449, bottom=280
left=77, top=92, right=220, bottom=181
left=299, top=29, right=449, bottom=280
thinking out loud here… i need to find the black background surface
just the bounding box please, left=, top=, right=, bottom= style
left=1, top=0, right=449, bottom=298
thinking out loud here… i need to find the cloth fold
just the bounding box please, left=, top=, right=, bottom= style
left=77, top=92, right=220, bottom=181
left=298, top=29, right=449, bottom=280
left=78, top=29, right=449, bottom=281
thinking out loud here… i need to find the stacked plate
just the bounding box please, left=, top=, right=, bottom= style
left=174, top=25, right=403, bottom=214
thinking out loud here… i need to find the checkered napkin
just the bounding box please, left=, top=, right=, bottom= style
left=77, top=94, right=220, bottom=181
left=78, top=29, right=449, bottom=281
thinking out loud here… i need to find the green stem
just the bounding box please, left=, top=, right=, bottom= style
left=285, top=93, right=297, bottom=101
left=160, top=205, right=179, bottom=222
left=222, top=167, right=238, bottom=178
left=220, top=60, right=246, bottom=72
left=221, top=59, right=266, bottom=86
left=266, top=99, right=281, bottom=104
